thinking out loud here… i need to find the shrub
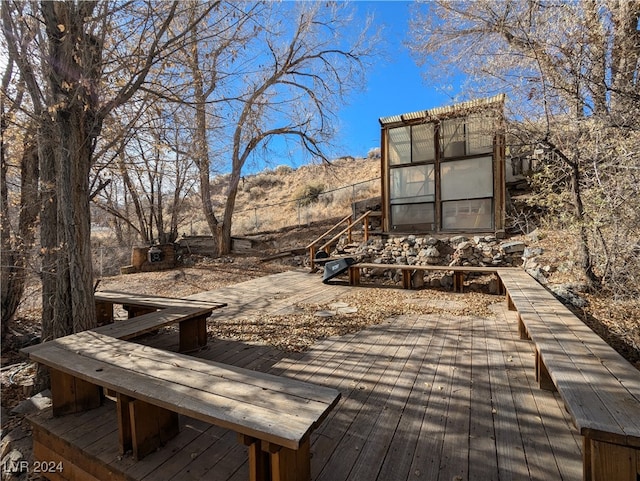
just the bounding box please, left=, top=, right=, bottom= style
left=292, top=183, right=325, bottom=206
left=275, top=164, right=294, bottom=175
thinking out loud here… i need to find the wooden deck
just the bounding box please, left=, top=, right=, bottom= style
left=30, top=270, right=583, bottom=481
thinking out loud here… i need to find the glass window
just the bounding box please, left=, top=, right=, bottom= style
left=411, top=124, right=435, bottom=162
left=440, top=156, right=493, bottom=201
left=392, top=203, right=435, bottom=228
left=388, top=126, right=411, bottom=165
left=440, top=118, right=466, bottom=158
left=390, top=164, right=435, bottom=204
left=442, top=199, right=493, bottom=230
left=466, top=113, right=494, bottom=155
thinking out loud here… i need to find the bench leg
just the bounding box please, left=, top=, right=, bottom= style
left=179, top=315, right=208, bottom=353
left=95, top=300, right=114, bottom=325
left=453, top=272, right=464, bottom=292
left=517, top=314, right=530, bottom=340
left=506, top=292, right=516, bottom=311
left=117, top=395, right=180, bottom=460
left=240, top=435, right=270, bottom=481
left=240, top=436, right=311, bottom=481
left=265, top=439, right=311, bottom=481
left=401, top=270, right=411, bottom=289
left=535, top=350, right=556, bottom=391
left=583, top=437, right=640, bottom=481
left=348, top=267, right=360, bottom=286
left=50, top=368, right=102, bottom=416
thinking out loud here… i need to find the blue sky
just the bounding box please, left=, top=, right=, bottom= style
left=247, top=1, right=464, bottom=173
left=331, top=1, right=462, bottom=159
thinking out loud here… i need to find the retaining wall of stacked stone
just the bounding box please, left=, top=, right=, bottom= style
left=332, top=235, right=526, bottom=290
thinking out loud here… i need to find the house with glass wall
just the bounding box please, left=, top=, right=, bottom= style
left=379, top=95, right=506, bottom=235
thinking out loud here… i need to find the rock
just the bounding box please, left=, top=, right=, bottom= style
left=10, top=390, right=51, bottom=415
left=422, top=246, right=440, bottom=258
left=430, top=277, right=441, bottom=288
left=522, top=247, right=543, bottom=259
left=549, top=285, right=589, bottom=308
left=500, top=241, right=526, bottom=254
left=456, top=241, right=473, bottom=251
left=440, top=274, right=454, bottom=288
left=526, top=267, right=548, bottom=284
left=450, top=235, right=468, bottom=244
left=425, top=237, right=439, bottom=246
left=525, top=228, right=541, bottom=242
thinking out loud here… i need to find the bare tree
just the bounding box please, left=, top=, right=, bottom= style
left=408, top=0, right=640, bottom=294
left=215, top=2, right=375, bottom=253
left=2, top=1, right=217, bottom=350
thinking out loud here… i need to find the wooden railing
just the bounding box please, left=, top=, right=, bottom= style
left=306, top=211, right=373, bottom=269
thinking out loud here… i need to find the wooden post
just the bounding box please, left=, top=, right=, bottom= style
left=401, top=270, right=412, bottom=289
left=363, top=212, right=370, bottom=242
left=128, top=399, right=179, bottom=460
left=117, top=393, right=134, bottom=454
left=309, top=246, right=316, bottom=270
left=517, top=314, right=530, bottom=340
left=587, top=438, right=639, bottom=481
left=239, top=435, right=270, bottom=481
left=506, top=292, right=516, bottom=311
left=50, top=368, right=102, bottom=416
left=95, top=300, right=113, bottom=325
left=179, top=315, right=208, bottom=353
left=535, top=350, right=556, bottom=391
left=349, top=266, right=360, bottom=286
left=453, top=272, right=465, bottom=292
left=264, top=439, right=311, bottom=481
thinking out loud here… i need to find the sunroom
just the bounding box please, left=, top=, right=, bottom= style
left=379, top=95, right=506, bottom=235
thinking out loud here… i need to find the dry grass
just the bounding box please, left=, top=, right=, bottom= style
left=187, top=157, right=380, bottom=235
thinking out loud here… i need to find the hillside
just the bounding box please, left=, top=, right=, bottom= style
left=187, top=156, right=381, bottom=237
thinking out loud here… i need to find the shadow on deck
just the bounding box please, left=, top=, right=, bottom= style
left=29, top=270, right=582, bottom=481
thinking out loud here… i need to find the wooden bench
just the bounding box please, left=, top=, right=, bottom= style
left=90, top=306, right=213, bottom=353
left=497, top=268, right=640, bottom=481
left=22, top=331, right=341, bottom=481
left=348, top=262, right=504, bottom=292
left=94, top=290, right=226, bottom=322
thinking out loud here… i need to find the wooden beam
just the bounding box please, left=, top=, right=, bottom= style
left=50, top=368, right=102, bottom=417
left=128, top=399, right=179, bottom=460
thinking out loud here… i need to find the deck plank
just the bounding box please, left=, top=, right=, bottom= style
left=29, top=271, right=586, bottom=481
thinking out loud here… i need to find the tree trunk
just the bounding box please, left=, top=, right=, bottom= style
left=189, top=28, right=220, bottom=244
left=568, top=157, right=600, bottom=287
left=1, top=140, right=40, bottom=333
left=39, top=2, right=100, bottom=342
left=218, top=171, right=241, bottom=255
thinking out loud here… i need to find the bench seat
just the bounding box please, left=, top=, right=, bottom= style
left=349, top=262, right=504, bottom=291
left=497, top=268, right=640, bottom=481
left=22, top=331, right=340, bottom=481
left=94, top=290, right=226, bottom=322
left=90, top=306, right=213, bottom=352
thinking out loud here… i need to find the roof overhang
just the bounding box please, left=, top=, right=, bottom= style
left=379, top=94, right=506, bottom=128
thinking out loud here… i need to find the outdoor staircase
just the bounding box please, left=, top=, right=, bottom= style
left=306, top=210, right=381, bottom=269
